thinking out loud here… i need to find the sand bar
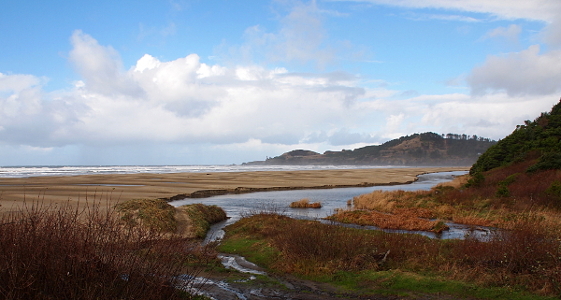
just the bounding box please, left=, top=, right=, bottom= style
left=0, top=167, right=468, bottom=212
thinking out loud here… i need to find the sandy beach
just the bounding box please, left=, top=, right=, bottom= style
left=0, top=167, right=468, bottom=212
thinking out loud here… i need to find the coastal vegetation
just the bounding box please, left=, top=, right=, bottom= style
left=246, top=131, right=496, bottom=166
left=220, top=100, right=561, bottom=298
left=3, top=99, right=561, bottom=298
left=289, top=198, right=322, bottom=208
left=220, top=212, right=559, bottom=299
left=0, top=200, right=225, bottom=299
left=116, top=199, right=227, bottom=238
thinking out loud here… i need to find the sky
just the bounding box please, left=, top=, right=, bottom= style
left=1, top=0, right=561, bottom=166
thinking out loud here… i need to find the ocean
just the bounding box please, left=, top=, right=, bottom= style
left=0, top=164, right=411, bottom=178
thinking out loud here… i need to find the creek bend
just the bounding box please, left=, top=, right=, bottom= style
left=170, top=170, right=494, bottom=241
left=171, top=171, right=497, bottom=300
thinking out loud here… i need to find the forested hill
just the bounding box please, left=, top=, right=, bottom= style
left=471, top=99, right=561, bottom=175
left=244, top=132, right=496, bottom=166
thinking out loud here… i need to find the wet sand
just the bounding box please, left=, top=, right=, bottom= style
left=0, top=167, right=468, bottom=212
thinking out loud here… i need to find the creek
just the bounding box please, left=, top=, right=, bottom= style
left=170, top=170, right=493, bottom=242
left=170, top=170, right=497, bottom=300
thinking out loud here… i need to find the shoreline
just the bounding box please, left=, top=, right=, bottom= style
left=0, top=166, right=468, bottom=212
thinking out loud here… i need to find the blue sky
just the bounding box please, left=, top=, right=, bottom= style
left=1, top=0, right=561, bottom=166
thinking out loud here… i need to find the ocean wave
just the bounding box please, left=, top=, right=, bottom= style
left=0, top=164, right=407, bottom=178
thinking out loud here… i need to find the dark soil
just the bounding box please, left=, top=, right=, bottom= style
left=198, top=266, right=471, bottom=300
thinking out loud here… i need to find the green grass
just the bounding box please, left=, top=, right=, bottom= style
left=317, top=270, right=557, bottom=300
left=219, top=213, right=561, bottom=299
left=218, top=238, right=279, bottom=269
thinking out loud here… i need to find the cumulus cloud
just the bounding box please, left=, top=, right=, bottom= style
left=542, top=17, right=561, bottom=47
left=3, top=28, right=560, bottom=165
left=69, top=30, right=143, bottom=96
left=420, top=93, right=558, bottom=138
left=1, top=31, right=379, bottom=149
left=468, top=45, right=561, bottom=96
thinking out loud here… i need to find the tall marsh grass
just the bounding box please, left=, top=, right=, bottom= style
left=289, top=198, right=322, bottom=208
left=223, top=213, right=561, bottom=296
left=0, top=201, right=217, bottom=300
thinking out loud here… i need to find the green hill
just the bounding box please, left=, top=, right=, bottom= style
left=471, top=99, right=561, bottom=175
left=246, top=132, right=496, bottom=166
left=464, top=99, right=561, bottom=209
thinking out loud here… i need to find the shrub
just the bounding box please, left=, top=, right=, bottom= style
left=0, top=201, right=216, bottom=299
left=464, top=172, right=485, bottom=188
left=289, top=198, right=322, bottom=208
left=527, top=152, right=561, bottom=172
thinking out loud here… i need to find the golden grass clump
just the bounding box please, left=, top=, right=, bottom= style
left=351, top=189, right=432, bottom=212
left=115, top=198, right=177, bottom=232
left=327, top=210, right=447, bottom=233
left=435, top=174, right=469, bottom=189
left=289, top=198, right=322, bottom=208
left=115, top=199, right=227, bottom=239
left=177, top=203, right=228, bottom=238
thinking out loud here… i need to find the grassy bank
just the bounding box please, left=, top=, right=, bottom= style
left=116, top=199, right=227, bottom=239
left=220, top=212, right=560, bottom=299
left=0, top=200, right=223, bottom=300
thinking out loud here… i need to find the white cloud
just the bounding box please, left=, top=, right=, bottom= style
left=468, top=45, right=561, bottom=96
left=338, top=0, right=561, bottom=22
left=0, top=32, right=380, bottom=149
left=69, top=30, right=142, bottom=96
left=482, top=24, right=522, bottom=42
left=0, top=73, right=43, bottom=93
left=3, top=29, right=561, bottom=164
left=420, top=93, right=558, bottom=138
left=339, top=0, right=561, bottom=48
left=221, top=1, right=348, bottom=67
left=542, top=18, right=561, bottom=47
left=404, top=12, right=482, bottom=23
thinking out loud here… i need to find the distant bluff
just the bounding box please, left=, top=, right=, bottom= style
left=244, top=132, right=496, bottom=166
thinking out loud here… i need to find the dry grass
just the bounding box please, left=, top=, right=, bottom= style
left=0, top=200, right=218, bottom=300
left=115, top=198, right=178, bottom=232
left=327, top=209, right=447, bottom=232
left=115, top=199, right=227, bottom=239
left=224, top=212, right=561, bottom=296
left=337, top=166, right=561, bottom=233
left=177, top=203, right=228, bottom=238
left=289, top=198, right=322, bottom=208
left=351, top=189, right=433, bottom=212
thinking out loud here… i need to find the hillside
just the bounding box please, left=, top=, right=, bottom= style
left=471, top=99, right=561, bottom=175
left=461, top=99, right=561, bottom=209
left=245, top=132, right=496, bottom=166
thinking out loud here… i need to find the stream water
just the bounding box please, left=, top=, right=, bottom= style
left=170, top=170, right=493, bottom=241
left=170, top=170, right=497, bottom=300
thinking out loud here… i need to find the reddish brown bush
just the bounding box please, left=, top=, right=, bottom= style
left=0, top=201, right=216, bottom=300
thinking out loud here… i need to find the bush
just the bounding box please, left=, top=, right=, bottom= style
left=0, top=201, right=216, bottom=299
left=527, top=152, right=561, bottom=173
left=289, top=198, right=322, bottom=208
left=464, top=172, right=485, bottom=188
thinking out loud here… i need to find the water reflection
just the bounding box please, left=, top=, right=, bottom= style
left=170, top=171, right=493, bottom=241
